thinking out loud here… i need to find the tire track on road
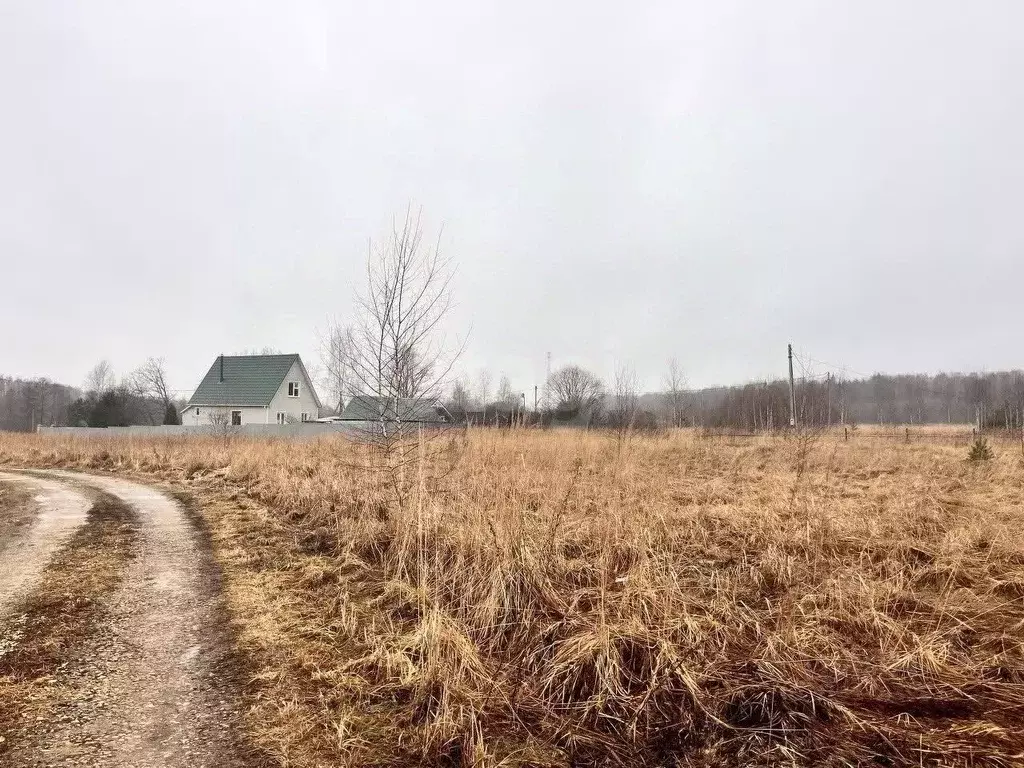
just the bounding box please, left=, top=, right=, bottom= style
left=0, top=472, right=92, bottom=617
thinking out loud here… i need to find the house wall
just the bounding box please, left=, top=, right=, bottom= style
left=180, top=405, right=269, bottom=426
left=267, top=360, right=320, bottom=423
left=179, top=360, right=320, bottom=426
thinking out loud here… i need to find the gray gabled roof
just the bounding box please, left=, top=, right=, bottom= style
left=340, top=395, right=450, bottom=423
left=186, top=354, right=320, bottom=408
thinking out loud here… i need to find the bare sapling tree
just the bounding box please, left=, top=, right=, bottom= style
left=344, top=207, right=463, bottom=486
left=476, top=368, right=493, bottom=409
left=664, top=357, right=687, bottom=428
left=496, top=374, right=514, bottom=406
left=494, top=373, right=523, bottom=425
left=319, top=321, right=355, bottom=415
left=789, top=357, right=829, bottom=509
left=612, top=362, right=641, bottom=447
left=447, top=375, right=474, bottom=419
left=207, top=409, right=238, bottom=445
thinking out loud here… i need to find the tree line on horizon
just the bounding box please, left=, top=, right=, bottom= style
left=0, top=358, right=183, bottom=432
left=3, top=365, right=1023, bottom=434
left=675, top=369, right=1024, bottom=431
left=434, top=366, right=1024, bottom=432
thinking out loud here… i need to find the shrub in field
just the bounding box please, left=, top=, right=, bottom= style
left=968, top=437, right=994, bottom=461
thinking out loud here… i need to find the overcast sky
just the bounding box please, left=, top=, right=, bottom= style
left=2, top=1, right=1022, bottom=398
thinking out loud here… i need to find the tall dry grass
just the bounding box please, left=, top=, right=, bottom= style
left=2, top=429, right=1023, bottom=766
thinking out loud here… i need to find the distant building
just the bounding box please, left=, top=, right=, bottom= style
left=335, top=395, right=451, bottom=433
left=180, top=354, right=321, bottom=426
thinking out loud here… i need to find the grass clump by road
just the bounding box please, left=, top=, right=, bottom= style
left=2, top=430, right=1024, bottom=766
left=0, top=479, right=35, bottom=541
left=0, top=493, right=138, bottom=756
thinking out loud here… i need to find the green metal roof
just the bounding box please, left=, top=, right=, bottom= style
left=186, top=354, right=308, bottom=407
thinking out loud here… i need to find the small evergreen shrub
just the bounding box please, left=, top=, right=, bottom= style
left=968, top=437, right=994, bottom=462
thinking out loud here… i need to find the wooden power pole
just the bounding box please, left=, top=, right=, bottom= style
left=788, top=343, right=797, bottom=428
left=826, top=372, right=832, bottom=426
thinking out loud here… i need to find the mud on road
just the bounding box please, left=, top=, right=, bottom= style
left=0, top=471, right=261, bottom=768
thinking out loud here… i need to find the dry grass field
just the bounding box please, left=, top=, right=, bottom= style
left=1, top=428, right=1023, bottom=767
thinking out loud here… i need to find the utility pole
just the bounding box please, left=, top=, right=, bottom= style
left=788, top=343, right=797, bottom=428
left=544, top=351, right=552, bottom=411
left=826, top=372, right=832, bottom=427
left=534, top=384, right=538, bottom=411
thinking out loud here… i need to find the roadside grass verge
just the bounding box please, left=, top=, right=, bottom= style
left=0, top=492, right=138, bottom=756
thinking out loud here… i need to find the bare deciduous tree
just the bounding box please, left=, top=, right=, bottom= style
left=611, top=362, right=640, bottom=441
left=84, top=360, right=116, bottom=396
left=447, top=376, right=474, bottom=417
left=496, top=373, right=516, bottom=407
left=207, top=409, right=231, bottom=428
left=476, top=369, right=493, bottom=409
left=319, top=322, right=355, bottom=415
left=125, top=357, right=175, bottom=425
left=129, top=357, right=172, bottom=407
left=344, top=207, right=463, bottom=473
left=548, top=364, right=604, bottom=416
left=206, top=408, right=238, bottom=445
left=664, top=357, right=687, bottom=428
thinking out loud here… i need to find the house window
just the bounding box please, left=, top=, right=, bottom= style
left=276, top=412, right=286, bottom=425
left=288, top=382, right=300, bottom=397
left=231, top=411, right=242, bottom=426
left=300, top=412, right=309, bottom=422
left=195, top=408, right=200, bottom=416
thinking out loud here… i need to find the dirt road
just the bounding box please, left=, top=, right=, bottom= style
left=0, top=471, right=253, bottom=768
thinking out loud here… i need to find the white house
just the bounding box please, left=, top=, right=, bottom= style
left=180, top=354, right=321, bottom=426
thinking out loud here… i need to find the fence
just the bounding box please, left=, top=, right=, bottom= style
left=36, top=423, right=360, bottom=439
left=696, top=424, right=1021, bottom=446
left=35, top=421, right=458, bottom=440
